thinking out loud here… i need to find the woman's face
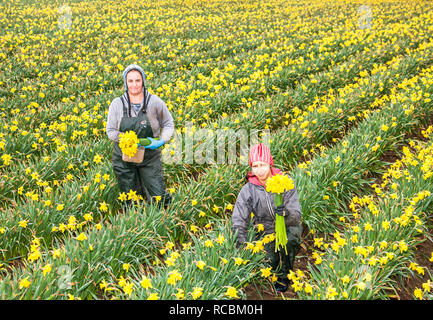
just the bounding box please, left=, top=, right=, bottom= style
left=126, top=70, right=143, bottom=95
left=251, top=161, right=271, bottom=181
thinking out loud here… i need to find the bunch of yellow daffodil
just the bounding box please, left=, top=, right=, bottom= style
left=265, top=173, right=295, bottom=194
left=265, top=173, right=295, bottom=254
left=119, top=131, right=139, bottom=158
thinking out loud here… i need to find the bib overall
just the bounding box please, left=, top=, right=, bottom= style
left=111, top=93, right=171, bottom=210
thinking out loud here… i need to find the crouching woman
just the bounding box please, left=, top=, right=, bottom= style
left=231, top=143, right=303, bottom=293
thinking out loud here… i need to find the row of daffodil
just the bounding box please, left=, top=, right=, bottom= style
left=272, top=46, right=431, bottom=169
left=0, top=145, right=122, bottom=262
left=161, top=18, right=431, bottom=178
left=95, top=50, right=433, bottom=299
left=0, top=103, right=109, bottom=202
left=0, top=202, right=176, bottom=299
left=1, top=0, right=355, bottom=127
left=2, top=1, right=430, bottom=188
left=175, top=5, right=432, bottom=129
left=1, top=0, right=430, bottom=298
left=2, top=0, right=425, bottom=261
left=1, top=52, right=431, bottom=299
left=414, top=266, right=433, bottom=300
left=159, top=1, right=431, bottom=127
left=0, top=202, right=269, bottom=299
left=3, top=0, right=427, bottom=136
left=0, top=0, right=334, bottom=264
left=379, top=128, right=433, bottom=301
left=0, top=1, right=387, bottom=186
left=4, top=51, right=430, bottom=297
left=147, top=62, right=433, bottom=298
left=290, top=126, right=433, bottom=299
left=159, top=38, right=433, bottom=239
left=99, top=222, right=269, bottom=300
left=101, top=59, right=433, bottom=299
left=160, top=7, right=433, bottom=182
left=1, top=14, right=432, bottom=281
left=289, top=62, right=433, bottom=232
left=3, top=0, right=291, bottom=99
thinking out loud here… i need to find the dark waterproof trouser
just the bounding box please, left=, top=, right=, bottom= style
left=112, top=148, right=171, bottom=210
left=262, top=222, right=303, bottom=277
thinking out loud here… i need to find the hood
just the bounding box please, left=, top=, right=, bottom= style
left=246, top=167, right=283, bottom=187
left=123, top=64, right=146, bottom=92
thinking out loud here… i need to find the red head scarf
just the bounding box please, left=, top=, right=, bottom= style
left=248, top=143, right=274, bottom=167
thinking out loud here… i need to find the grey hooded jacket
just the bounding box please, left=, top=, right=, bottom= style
left=231, top=172, right=302, bottom=246
left=106, top=90, right=174, bottom=143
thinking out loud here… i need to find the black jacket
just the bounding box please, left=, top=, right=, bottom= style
left=231, top=172, right=302, bottom=245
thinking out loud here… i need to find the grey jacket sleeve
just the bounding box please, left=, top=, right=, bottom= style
left=283, top=184, right=302, bottom=226
left=106, top=97, right=122, bottom=142
left=154, top=96, right=174, bottom=143
left=231, top=184, right=253, bottom=246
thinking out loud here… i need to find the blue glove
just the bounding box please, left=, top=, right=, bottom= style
left=144, top=137, right=165, bottom=150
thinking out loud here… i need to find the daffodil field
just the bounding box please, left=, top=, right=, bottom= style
left=1, top=0, right=433, bottom=300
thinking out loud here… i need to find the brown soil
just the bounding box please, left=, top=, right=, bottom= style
left=391, top=221, right=433, bottom=300
left=245, top=223, right=433, bottom=300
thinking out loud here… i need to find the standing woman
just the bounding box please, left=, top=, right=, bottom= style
left=106, top=64, right=174, bottom=210
left=231, top=143, right=303, bottom=293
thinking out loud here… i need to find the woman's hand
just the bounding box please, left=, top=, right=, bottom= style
left=274, top=204, right=285, bottom=216
left=144, top=137, right=165, bottom=150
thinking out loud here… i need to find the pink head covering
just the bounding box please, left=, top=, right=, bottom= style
left=248, top=143, right=274, bottom=167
